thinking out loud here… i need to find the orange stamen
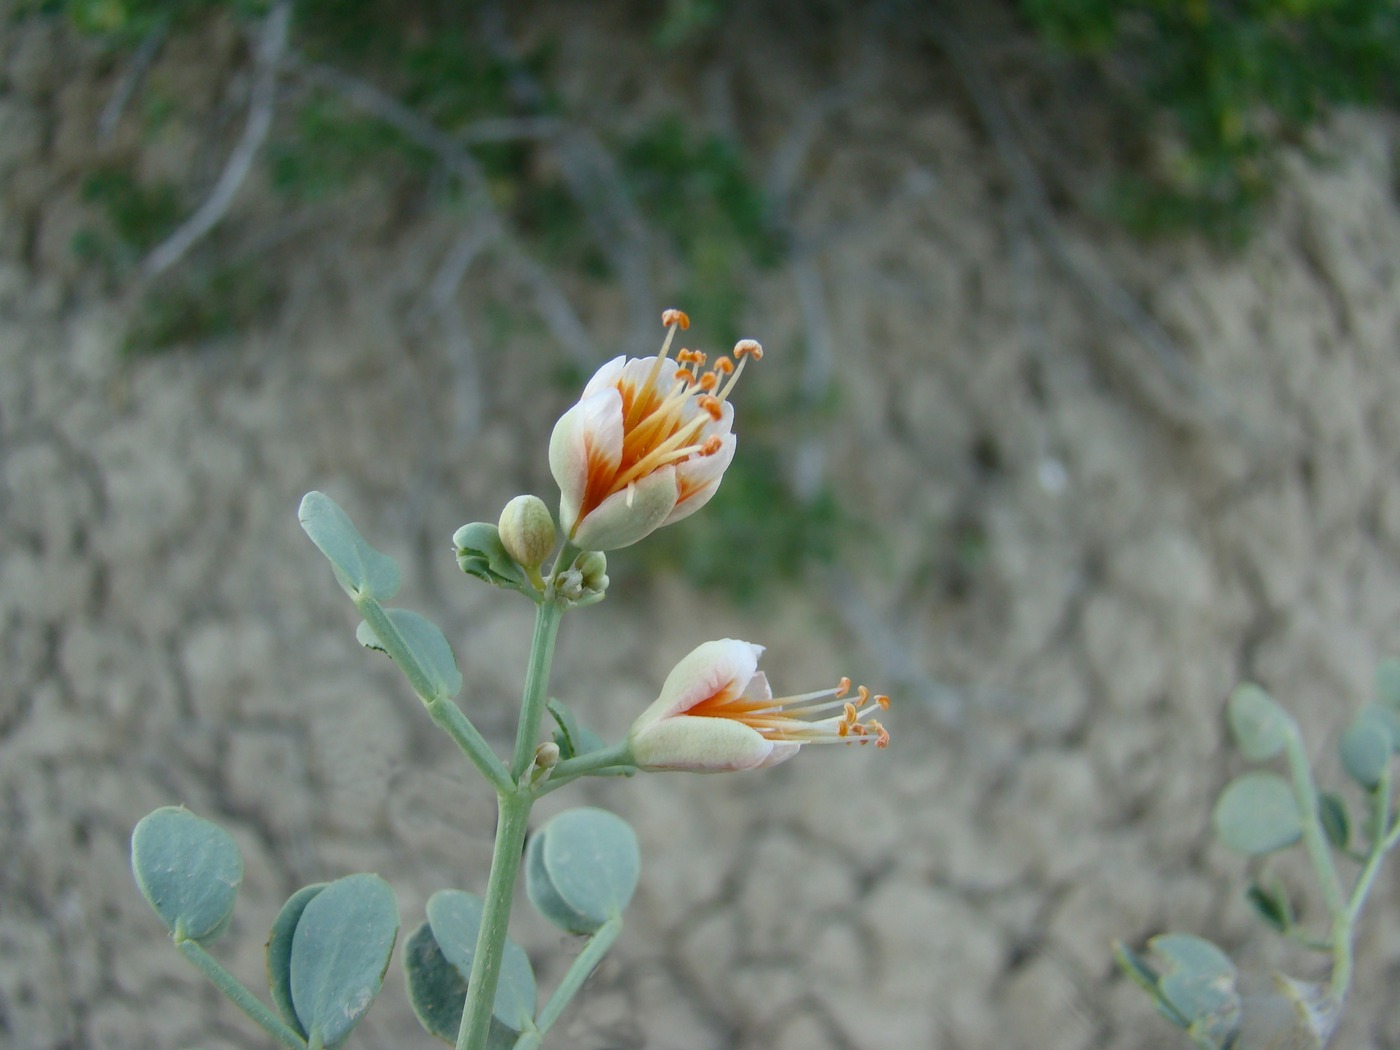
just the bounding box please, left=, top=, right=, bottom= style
left=662, top=308, right=690, bottom=330
left=835, top=676, right=852, bottom=698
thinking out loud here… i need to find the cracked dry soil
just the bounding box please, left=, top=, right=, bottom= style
left=3, top=7, right=1400, bottom=1049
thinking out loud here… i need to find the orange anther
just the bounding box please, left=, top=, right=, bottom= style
left=700, top=435, right=723, bottom=455
left=734, top=339, right=763, bottom=360
left=875, top=694, right=891, bottom=710
left=837, top=722, right=850, bottom=738
left=698, top=395, right=723, bottom=420
left=874, top=723, right=890, bottom=748
left=843, top=701, right=858, bottom=722
left=697, top=372, right=718, bottom=391
left=662, top=308, right=691, bottom=330
left=857, top=685, right=870, bottom=704
left=674, top=367, right=694, bottom=383
left=713, top=357, right=735, bottom=374
left=835, top=676, right=852, bottom=698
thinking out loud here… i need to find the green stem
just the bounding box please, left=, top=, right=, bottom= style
left=1331, top=765, right=1396, bottom=1001
left=541, top=741, right=636, bottom=794
left=510, top=602, right=563, bottom=780
left=456, top=788, right=532, bottom=1050
left=356, top=594, right=438, bottom=703
left=427, top=694, right=512, bottom=795
left=457, top=601, right=564, bottom=1050
left=531, top=917, right=623, bottom=1039
left=1283, top=723, right=1347, bottom=917
left=175, top=939, right=306, bottom=1049
left=357, top=593, right=512, bottom=792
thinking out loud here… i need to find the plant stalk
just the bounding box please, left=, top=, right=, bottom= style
left=176, top=939, right=306, bottom=1049
left=457, top=600, right=563, bottom=1050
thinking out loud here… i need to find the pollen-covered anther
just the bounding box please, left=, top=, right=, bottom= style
left=662, top=308, right=691, bottom=330
left=699, top=435, right=724, bottom=456
left=698, top=395, right=723, bottom=420
left=713, top=357, right=735, bottom=375
left=857, top=685, right=870, bottom=704
left=696, top=372, right=718, bottom=391
left=835, top=676, right=852, bottom=698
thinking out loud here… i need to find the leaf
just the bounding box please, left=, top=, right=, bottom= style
left=1147, top=933, right=1241, bottom=1044
left=1339, top=709, right=1393, bottom=788
left=1245, top=882, right=1292, bottom=933
left=453, top=522, right=528, bottom=591
left=403, top=921, right=468, bottom=1045
left=298, top=491, right=401, bottom=601
left=526, top=808, right=639, bottom=934
left=131, top=807, right=243, bottom=945
left=425, top=891, right=536, bottom=1034
left=1316, top=791, right=1349, bottom=851
left=1226, top=683, right=1291, bottom=762
left=547, top=698, right=607, bottom=761
left=289, top=873, right=399, bottom=1049
left=266, top=883, right=327, bottom=1040
left=356, top=608, right=463, bottom=700
left=1212, top=772, right=1301, bottom=855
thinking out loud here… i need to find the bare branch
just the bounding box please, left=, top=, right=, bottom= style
left=98, top=22, right=167, bottom=144
left=285, top=52, right=596, bottom=365
left=140, top=1, right=289, bottom=279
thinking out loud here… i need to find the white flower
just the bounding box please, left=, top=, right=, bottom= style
left=628, top=639, right=890, bottom=773
left=549, top=309, right=760, bottom=551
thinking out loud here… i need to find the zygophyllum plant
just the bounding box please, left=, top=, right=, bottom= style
left=1116, top=662, right=1400, bottom=1049
left=130, top=308, right=890, bottom=1050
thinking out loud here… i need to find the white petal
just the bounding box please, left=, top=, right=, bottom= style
left=548, top=386, right=623, bottom=536
left=580, top=355, right=628, bottom=399
left=570, top=466, right=679, bottom=551
left=629, top=715, right=773, bottom=772
left=633, top=639, right=764, bottom=730
left=754, top=741, right=801, bottom=769
left=663, top=432, right=736, bottom=527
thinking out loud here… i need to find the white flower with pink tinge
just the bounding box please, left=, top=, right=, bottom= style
left=628, top=639, right=890, bottom=773
left=549, top=308, right=761, bottom=552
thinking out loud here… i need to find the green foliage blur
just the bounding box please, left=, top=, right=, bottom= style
left=1019, top=0, right=1400, bottom=239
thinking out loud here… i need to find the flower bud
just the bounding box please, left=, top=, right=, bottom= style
left=497, top=495, right=557, bottom=574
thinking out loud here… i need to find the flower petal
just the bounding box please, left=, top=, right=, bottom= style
left=664, top=432, right=736, bottom=527
left=630, top=714, right=774, bottom=772
left=633, top=639, right=764, bottom=731
left=549, top=386, right=624, bottom=537
left=580, top=355, right=629, bottom=399
left=570, top=466, right=679, bottom=551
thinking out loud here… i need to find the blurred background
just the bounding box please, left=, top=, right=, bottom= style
left=3, top=0, right=1400, bottom=1046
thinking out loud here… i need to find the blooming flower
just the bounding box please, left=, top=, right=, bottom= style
left=628, top=638, right=890, bottom=772
left=549, top=308, right=760, bottom=551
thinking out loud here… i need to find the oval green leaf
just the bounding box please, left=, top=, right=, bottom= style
left=425, top=890, right=536, bottom=1032
left=356, top=608, right=463, bottom=700
left=528, top=808, right=639, bottom=934
left=266, top=883, right=327, bottom=1039
left=131, top=807, right=243, bottom=945
left=289, top=873, right=399, bottom=1049
left=1212, top=772, right=1302, bottom=855
left=299, top=491, right=401, bottom=601
left=1148, top=933, right=1241, bottom=1042
left=403, top=921, right=468, bottom=1044
left=1227, top=683, right=1291, bottom=762
left=1340, top=709, right=1393, bottom=788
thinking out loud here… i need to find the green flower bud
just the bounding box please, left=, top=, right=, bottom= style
left=497, top=495, right=557, bottom=575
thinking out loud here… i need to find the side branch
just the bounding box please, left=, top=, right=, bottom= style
left=141, top=0, right=290, bottom=279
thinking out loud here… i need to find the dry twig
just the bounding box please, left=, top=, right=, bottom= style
left=141, top=1, right=289, bottom=279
